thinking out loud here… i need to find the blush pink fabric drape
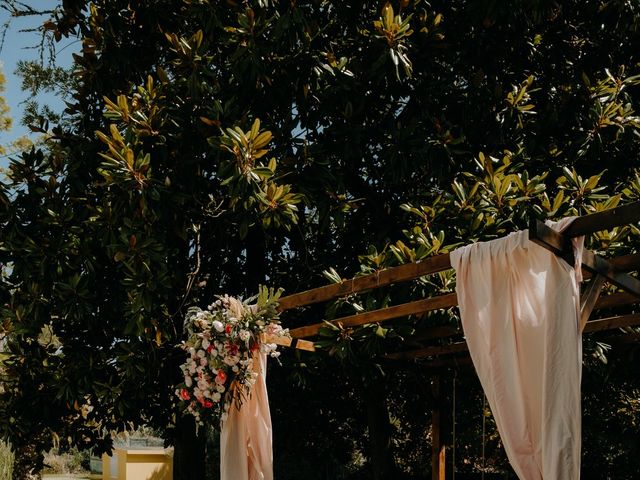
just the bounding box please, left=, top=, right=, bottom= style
left=220, top=352, right=273, bottom=480
left=451, top=221, right=583, bottom=480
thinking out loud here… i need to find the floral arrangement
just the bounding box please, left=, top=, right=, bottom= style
left=175, top=286, right=289, bottom=426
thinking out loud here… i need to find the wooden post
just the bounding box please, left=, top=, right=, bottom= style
left=431, top=375, right=446, bottom=480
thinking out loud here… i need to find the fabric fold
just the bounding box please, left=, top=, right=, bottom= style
left=451, top=221, right=583, bottom=480
left=220, top=352, right=273, bottom=480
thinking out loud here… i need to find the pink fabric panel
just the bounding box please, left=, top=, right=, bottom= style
left=220, top=352, right=273, bottom=480
left=451, top=223, right=583, bottom=480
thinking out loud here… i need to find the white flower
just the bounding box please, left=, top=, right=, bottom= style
left=184, top=376, right=193, bottom=388
left=260, top=343, right=277, bottom=354
left=210, top=349, right=218, bottom=358
left=202, top=338, right=210, bottom=350
left=238, top=330, right=251, bottom=342
left=212, top=320, right=224, bottom=332
left=216, top=384, right=225, bottom=393
left=199, top=357, right=207, bottom=367
left=212, top=392, right=221, bottom=402
left=232, top=365, right=239, bottom=373
left=197, top=349, right=205, bottom=358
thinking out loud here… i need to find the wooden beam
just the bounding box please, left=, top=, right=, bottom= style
left=581, top=250, right=640, bottom=298
left=562, top=201, right=640, bottom=237
left=276, top=287, right=640, bottom=353
left=607, top=332, right=640, bottom=345
left=263, top=334, right=316, bottom=352
left=583, top=312, right=640, bottom=333
left=583, top=253, right=640, bottom=280
left=438, top=445, right=446, bottom=480
left=594, top=290, right=638, bottom=310
left=289, top=293, right=458, bottom=338
left=278, top=253, right=452, bottom=311
left=529, top=219, right=573, bottom=261
left=387, top=342, right=469, bottom=360
left=431, top=375, right=445, bottom=480
left=607, top=253, right=640, bottom=273
left=530, top=220, right=640, bottom=298
left=285, top=279, right=640, bottom=356
left=411, top=324, right=461, bottom=342
left=289, top=281, right=640, bottom=343
left=387, top=313, right=640, bottom=360
left=580, top=275, right=606, bottom=332
left=405, top=288, right=637, bottom=343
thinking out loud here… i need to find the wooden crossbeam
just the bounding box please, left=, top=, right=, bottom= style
left=387, top=312, right=640, bottom=360
left=289, top=293, right=458, bottom=338
left=608, top=332, right=640, bottom=345
left=278, top=253, right=452, bottom=311
left=387, top=341, right=469, bottom=360
left=389, top=290, right=640, bottom=356
left=583, top=312, right=640, bottom=333
left=580, top=275, right=606, bottom=332
left=530, top=220, right=640, bottom=298
left=278, top=204, right=640, bottom=353
left=284, top=287, right=640, bottom=355
left=263, top=334, right=316, bottom=352
left=595, top=290, right=639, bottom=309
left=602, top=252, right=640, bottom=273
left=562, top=201, right=640, bottom=237
left=289, top=283, right=640, bottom=343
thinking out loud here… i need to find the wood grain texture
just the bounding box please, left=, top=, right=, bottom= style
left=563, top=201, right=640, bottom=237
left=386, top=313, right=640, bottom=360
left=583, top=312, right=640, bottom=333
left=262, top=334, right=316, bottom=352
left=289, top=293, right=458, bottom=338
left=594, top=291, right=638, bottom=309
left=278, top=253, right=452, bottom=311
left=580, top=274, right=606, bottom=332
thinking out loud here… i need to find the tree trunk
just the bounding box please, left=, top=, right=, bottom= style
left=173, top=415, right=207, bottom=479
left=362, top=380, right=397, bottom=480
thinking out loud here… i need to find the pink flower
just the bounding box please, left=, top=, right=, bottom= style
left=179, top=389, right=190, bottom=401
left=215, top=370, right=227, bottom=384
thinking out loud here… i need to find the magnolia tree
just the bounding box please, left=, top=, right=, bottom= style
left=1, top=0, right=640, bottom=479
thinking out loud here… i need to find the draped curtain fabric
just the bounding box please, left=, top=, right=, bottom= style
left=451, top=221, right=583, bottom=480
left=220, top=352, right=273, bottom=480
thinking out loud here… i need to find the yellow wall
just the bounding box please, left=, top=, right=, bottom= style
left=103, top=448, right=173, bottom=480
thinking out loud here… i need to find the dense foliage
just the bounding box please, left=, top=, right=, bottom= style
left=0, top=0, right=639, bottom=478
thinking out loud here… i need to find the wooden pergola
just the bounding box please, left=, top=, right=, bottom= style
left=267, top=202, right=640, bottom=479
